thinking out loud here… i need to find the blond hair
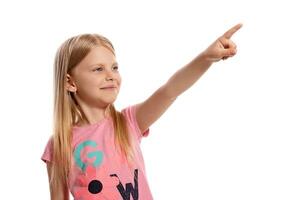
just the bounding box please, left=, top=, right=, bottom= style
left=49, top=33, right=136, bottom=193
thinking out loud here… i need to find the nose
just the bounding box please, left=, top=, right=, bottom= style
left=105, top=77, right=113, bottom=81
left=105, top=70, right=114, bottom=81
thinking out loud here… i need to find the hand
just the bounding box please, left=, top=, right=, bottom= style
left=202, top=23, right=243, bottom=62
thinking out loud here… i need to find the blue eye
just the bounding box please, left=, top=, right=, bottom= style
left=94, top=66, right=118, bottom=72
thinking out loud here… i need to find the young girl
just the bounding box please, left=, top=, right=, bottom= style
left=41, top=23, right=242, bottom=200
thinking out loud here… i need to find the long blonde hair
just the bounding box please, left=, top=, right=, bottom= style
left=49, top=33, right=136, bottom=193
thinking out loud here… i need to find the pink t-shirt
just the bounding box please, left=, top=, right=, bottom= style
left=41, top=104, right=153, bottom=200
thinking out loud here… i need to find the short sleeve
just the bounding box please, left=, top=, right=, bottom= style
left=41, top=136, right=53, bottom=163
left=121, top=104, right=150, bottom=141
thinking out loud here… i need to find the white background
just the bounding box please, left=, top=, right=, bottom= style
left=0, top=0, right=299, bottom=199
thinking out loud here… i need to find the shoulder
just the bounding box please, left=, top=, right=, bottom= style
left=121, top=104, right=150, bottom=139
left=41, top=135, right=54, bottom=163
left=120, top=104, right=138, bottom=124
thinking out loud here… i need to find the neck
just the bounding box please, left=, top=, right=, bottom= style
left=76, top=103, right=111, bottom=126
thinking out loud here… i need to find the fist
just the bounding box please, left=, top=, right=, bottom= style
left=202, top=23, right=243, bottom=62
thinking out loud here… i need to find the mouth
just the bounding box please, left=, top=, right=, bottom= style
left=100, top=87, right=116, bottom=90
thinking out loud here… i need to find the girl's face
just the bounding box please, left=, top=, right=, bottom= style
left=66, top=46, right=122, bottom=107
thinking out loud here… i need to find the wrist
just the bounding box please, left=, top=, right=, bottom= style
left=196, top=52, right=214, bottom=66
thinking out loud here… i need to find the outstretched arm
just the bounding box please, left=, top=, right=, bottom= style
left=163, top=23, right=243, bottom=98
left=135, top=23, right=243, bottom=133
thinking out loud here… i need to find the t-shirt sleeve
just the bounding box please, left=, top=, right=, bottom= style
left=41, top=136, right=53, bottom=163
left=121, top=104, right=150, bottom=141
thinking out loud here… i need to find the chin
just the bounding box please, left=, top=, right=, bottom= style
left=104, top=98, right=117, bottom=104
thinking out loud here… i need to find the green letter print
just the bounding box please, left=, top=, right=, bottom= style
left=74, top=140, right=103, bottom=172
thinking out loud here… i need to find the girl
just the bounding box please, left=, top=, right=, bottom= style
left=41, top=23, right=242, bottom=200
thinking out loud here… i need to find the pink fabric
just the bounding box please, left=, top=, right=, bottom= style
left=41, top=104, right=153, bottom=200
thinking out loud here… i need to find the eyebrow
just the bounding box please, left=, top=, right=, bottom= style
left=89, top=62, right=118, bottom=68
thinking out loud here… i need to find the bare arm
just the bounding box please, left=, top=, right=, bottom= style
left=164, top=23, right=243, bottom=98
left=163, top=53, right=213, bottom=99
left=136, top=23, right=243, bottom=133
left=135, top=54, right=211, bottom=133
left=46, top=163, right=70, bottom=200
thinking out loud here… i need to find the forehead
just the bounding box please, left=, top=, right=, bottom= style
left=77, top=46, right=117, bottom=70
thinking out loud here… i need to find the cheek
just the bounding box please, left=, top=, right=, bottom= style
left=117, top=75, right=122, bottom=86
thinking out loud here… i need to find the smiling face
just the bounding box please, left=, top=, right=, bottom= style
left=66, top=46, right=122, bottom=108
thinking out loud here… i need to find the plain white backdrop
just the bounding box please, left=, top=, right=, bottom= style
left=0, top=0, right=299, bottom=199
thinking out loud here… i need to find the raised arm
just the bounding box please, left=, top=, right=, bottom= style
left=135, top=23, right=243, bottom=133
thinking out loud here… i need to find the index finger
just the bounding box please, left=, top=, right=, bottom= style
left=223, top=23, right=243, bottom=39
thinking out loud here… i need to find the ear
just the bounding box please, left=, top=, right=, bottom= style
left=65, top=73, right=77, bottom=92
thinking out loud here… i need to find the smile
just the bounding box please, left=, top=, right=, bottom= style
left=100, top=87, right=116, bottom=90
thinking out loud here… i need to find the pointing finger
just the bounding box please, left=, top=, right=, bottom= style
left=223, top=23, right=243, bottom=39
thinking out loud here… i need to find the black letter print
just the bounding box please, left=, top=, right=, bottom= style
left=110, top=169, right=139, bottom=200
